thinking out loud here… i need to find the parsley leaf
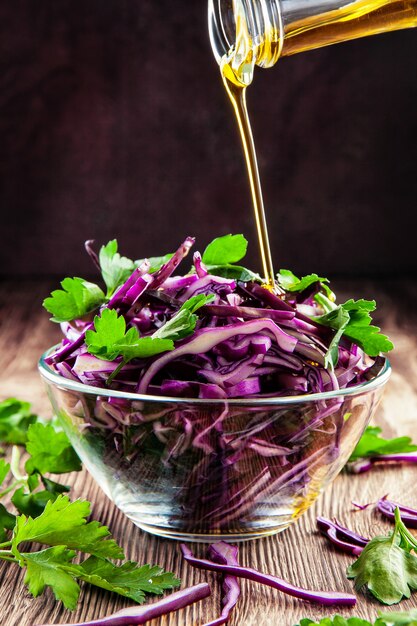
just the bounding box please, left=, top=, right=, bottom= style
left=200, top=234, right=259, bottom=282
left=347, top=508, right=417, bottom=605
left=12, top=495, right=124, bottom=560
left=203, top=263, right=261, bottom=282
left=379, top=609, right=417, bottom=625
left=25, top=423, right=81, bottom=475
left=0, top=398, right=38, bottom=445
left=313, top=295, right=393, bottom=368
left=202, top=234, right=248, bottom=266
left=153, top=294, right=214, bottom=341
left=0, top=503, right=16, bottom=542
left=86, top=309, right=174, bottom=364
left=277, top=269, right=329, bottom=293
left=295, top=617, right=395, bottom=625
left=43, top=277, right=105, bottom=323
left=99, top=240, right=136, bottom=297
left=295, top=618, right=378, bottom=625
left=20, top=546, right=81, bottom=610
left=11, top=487, right=57, bottom=518
left=135, top=253, right=174, bottom=273
left=0, top=459, right=10, bottom=487
left=349, top=426, right=417, bottom=462
left=77, top=556, right=180, bottom=604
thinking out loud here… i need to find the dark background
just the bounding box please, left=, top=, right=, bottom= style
left=1, top=1, right=417, bottom=279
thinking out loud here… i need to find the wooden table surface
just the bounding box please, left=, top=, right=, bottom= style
left=1, top=279, right=417, bottom=626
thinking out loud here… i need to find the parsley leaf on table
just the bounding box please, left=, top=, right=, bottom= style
left=295, top=618, right=378, bottom=625
left=0, top=404, right=82, bottom=520
left=25, top=423, right=82, bottom=475
left=3, top=494, right=179, bottom=609
left=12, top=495, right=124, bottom=560
left=0, top=503, right=16, bottom=541
left=347, top=508, right=417, bottom=605
left=99, top=239, right=136, bottom=298
left=76, top=556, right=180, bottom=604
left=20, top=545, right=81, bottom=610
left=0, top=459, right=10, bottom=486
left=379, top=609, right=417, bottom=625
left=349, top=426, right=417, bottom=462
left=11, top=487, right=57, bottom=518
left=0, top=398, right=38, bottom=445
left=43, top=277, right=105, bottom=323
left=86, top=309, right=174, bottom=363
left=295, top=615, right=417, bottom=625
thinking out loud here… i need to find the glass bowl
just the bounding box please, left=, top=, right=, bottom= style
left=39, top=351, right=391, bottom=542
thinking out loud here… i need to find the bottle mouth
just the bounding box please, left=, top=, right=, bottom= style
left=208, top=0, right=284, bottom=71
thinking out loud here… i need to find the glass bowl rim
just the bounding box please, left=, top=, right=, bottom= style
left=38, top=346, right=391, bottom=406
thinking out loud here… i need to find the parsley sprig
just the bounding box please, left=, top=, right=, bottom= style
left=0, top=495, right=179, bottom=609
left=277, top=269, right=393, bottom=368
left=349, top=426, right=417, bottom=463
left=0, top=399, right=179, bottom=609
left=201, top=234, right=261, bottom=281
left=85, top=294, right=213, bottom=384
left=43, top=240, right=173, bottom=323
left=347, top=508, right=417, bottom=605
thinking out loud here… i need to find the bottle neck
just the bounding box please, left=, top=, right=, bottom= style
left=209, top=0, right=417, bottom=76
left=208, top=0, right=284, bottom=86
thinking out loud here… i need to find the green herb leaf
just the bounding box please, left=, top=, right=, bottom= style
left=86, top=309, right=174, bottom=362
left=43, top=277, right=105, bottom=323
left=379, top=609, right=417, bottom=625
left=0, top=398, right=38, bottom=445
left=313, top=296, right=393, bottom=366
left=0, top=459, right=10, bottom=487
left=277, top=269, right=329, bottom=293
left=77, top=556, right=180, bottom=604
left=19, top=546, right=80, bottom=610
left=347, top=509, right=417, bottom=605
left=25, top=423, right=82, bottom=475
left=135, top=253, right=174, bottom=273
left=99, top=240, right=136, bottom=297
left=294, top=617, right=386, bottom=626
left=0, top=503, right=16, bottom=541
left=349, top=426, right=417, bottom=462
left=153, top=294, right=214, bottom=342
left=11, top=487, right=57, bottom=517
left=204, top=264, right=261, bottom=282
left=12, top=495, right=124, bottom=560
left=202, top=234, right=248, bottom=266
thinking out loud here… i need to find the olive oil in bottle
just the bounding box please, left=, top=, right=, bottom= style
left=209, top=0, right=417, bottom=284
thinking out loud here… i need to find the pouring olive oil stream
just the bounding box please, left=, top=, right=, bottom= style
left=208, top=0, right=417, bottom=289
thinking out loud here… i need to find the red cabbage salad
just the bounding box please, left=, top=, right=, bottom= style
left=43, top=234, right=392, bottom=398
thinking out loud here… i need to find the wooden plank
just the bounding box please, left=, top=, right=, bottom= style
left=0, top=279, right=416, bottom=626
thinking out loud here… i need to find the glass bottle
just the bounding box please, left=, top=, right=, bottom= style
left=209, top=0, right=417, bottom=84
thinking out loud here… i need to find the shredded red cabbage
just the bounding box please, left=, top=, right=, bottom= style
left=180, top=543, right=356, bottom=606
left=46, top=237, right=378, bottom=398
left=202, top=542, right=240, bottom=626
left=317, top=517, right=369, bottom=556
left=378, top=496, right=417, bottom=528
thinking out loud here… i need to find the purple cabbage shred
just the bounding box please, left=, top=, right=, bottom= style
left=180, top=543, right=356, bottom=606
